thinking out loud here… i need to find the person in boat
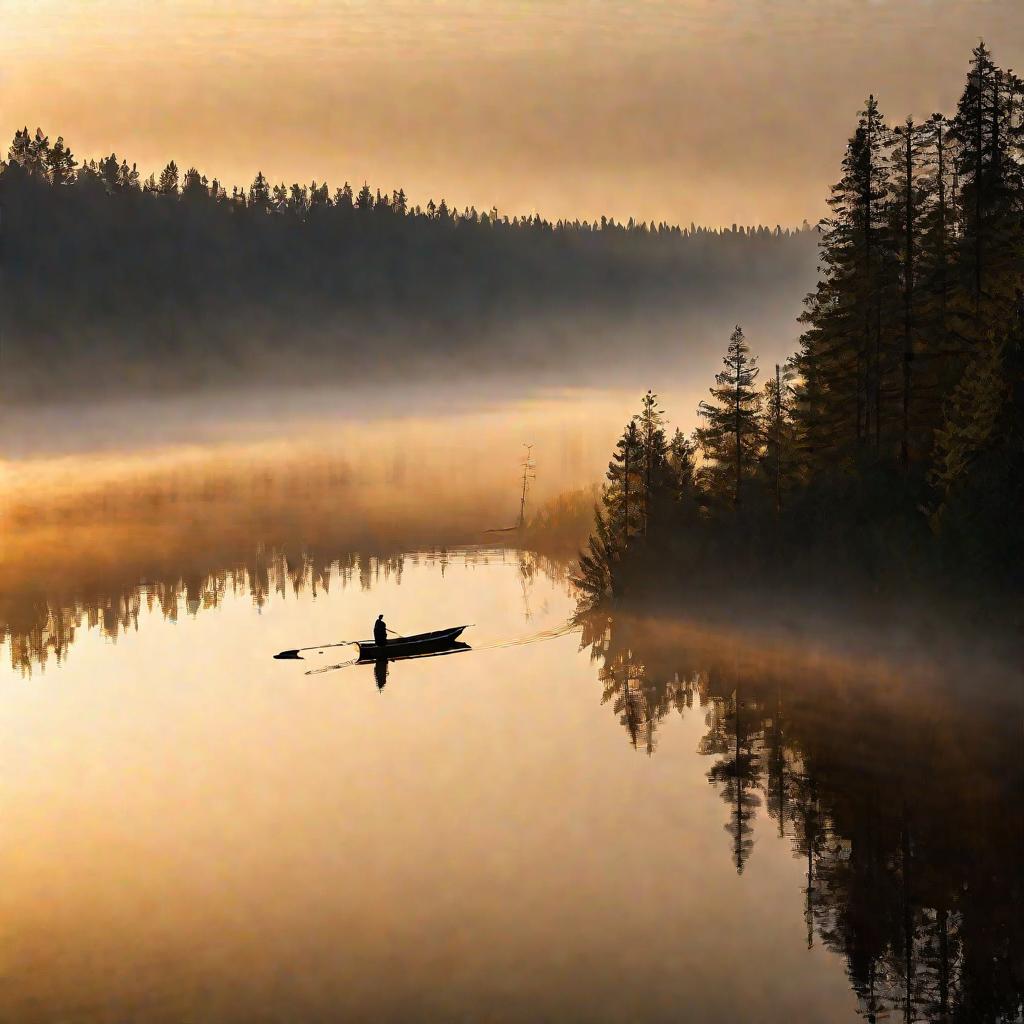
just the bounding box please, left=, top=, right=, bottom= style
left=373, top=614, right=388, bottom=647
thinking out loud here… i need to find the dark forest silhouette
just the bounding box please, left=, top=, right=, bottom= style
left=575, top=43, right=1024, bottom=596
left=0, top=130, right=814, bottom=401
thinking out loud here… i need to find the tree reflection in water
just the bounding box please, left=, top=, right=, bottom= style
left=576, top=607, right=1024, bottom=1023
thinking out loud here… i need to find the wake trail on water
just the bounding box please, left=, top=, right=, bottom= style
left=469, top=620, right=581, bottom=653
left=302, top=620, right=581, bottom=676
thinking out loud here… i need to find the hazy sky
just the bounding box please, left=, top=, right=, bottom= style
left=2, top=1, right=1022, bottom=226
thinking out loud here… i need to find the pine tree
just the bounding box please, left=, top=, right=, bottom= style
left=271, top=182, right=289, bottom=213
left=696, top=326, right=762, bottom=505
left=308, top=181, right=330, bottom=210
left=11, top=127, right=52, bottom=179
left=248, top=171, right=270, bottom=211
left=636, top=390, right=671, bottom=535
left=667, top=428, right=698, bottom=505
left=603, top=419, right=644, bottom=546
left=335, top=181, right=354, bottom=213
left=950, top=42, right=1021, bottom=324
left=287, top=182, right=309, bottom=215
left=45, top=136, right=77, bottom=185
left=98, top=153, right=121, bottom=191
left=796, top=97, right=892, bottom=464
left=887, top=118, right=930, bottom=467
left=181, top=167, right=208, bottom=200
left=7, top=127, right=31, bottom=169
left=920, top=115, right=957, bottom=334
left=118, top=161, right=140, bottom=192
left=571, top=418, right=644, bottom=602
left=761, top=360, right=798, bottom=512
left=571, top=505, right=619, bottom=603
left=157, top=160, right=179, bottom=196
left=917, top=112, right=960, bottom=416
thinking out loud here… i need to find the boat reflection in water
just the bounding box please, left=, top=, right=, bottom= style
left=361, top=639, right=473, bottom=691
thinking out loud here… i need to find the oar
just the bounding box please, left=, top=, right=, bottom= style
left=274, top=640, right=355, bottom=660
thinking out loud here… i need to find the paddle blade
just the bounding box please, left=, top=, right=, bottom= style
left=274, top=649, right=302, bottom=660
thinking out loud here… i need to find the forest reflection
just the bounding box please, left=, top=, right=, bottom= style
left=0, top=441, right=579, bottom=672
left=1, top=541, right=565, bottom=675
left=576, top=608, right=1023, bottom=1023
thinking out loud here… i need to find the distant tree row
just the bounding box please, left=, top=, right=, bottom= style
left=576, top=42, right=1024, bottom=595
left=0, top=126, right=817, bottom=401
left=6, top=125, right=808, bottom=239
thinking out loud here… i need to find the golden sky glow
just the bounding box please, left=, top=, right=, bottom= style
left=2, top=1, right=1022, bottom=225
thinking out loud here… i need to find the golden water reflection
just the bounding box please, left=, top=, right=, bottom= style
left=0, top=412, right=598, bottom=672
left=0, top=540, right=1020, bottom=1021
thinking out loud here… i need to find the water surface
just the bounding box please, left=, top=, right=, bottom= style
left=1, top=410, right=1021, bottom=1022
left=2, top=539, right=1020, bottom=1022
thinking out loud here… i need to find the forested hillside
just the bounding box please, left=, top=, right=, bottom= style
left=575, top=43, right=1024, bottom=593
left=0, top=134, right=815, bottom=402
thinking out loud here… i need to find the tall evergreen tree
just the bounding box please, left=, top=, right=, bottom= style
left=7, top=127, right=31, bottom=169
left=950, top=42, right=1021, bottom=324
left=157, top=160, right=179, bottom=196
left=667, top=428, right=698, bottom=506
left=761, top=360, right=798, bottom=512
left=98, top=153, right=121, bottom=191
left=636, top=390, right=671, bottom=535
left=887, top=117, right=930, bottom=467
left=356, top=182, right=374, bottom=211
left=796, top=97, right=892, bottom=464
left=118, top=160, right=141, bottom=192
left=248, top=170, right=271, bottom=211
left=45, top=136, right=77, bottom=185
left=604, top=419, right=644, bottom=546
left=696, top=326, right=762, bottom=505
left=181, top=167, right=208, bottom=200
left=10, top=127, right=52, bottom=179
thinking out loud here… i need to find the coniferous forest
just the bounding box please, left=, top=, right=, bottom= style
left=0, top=129, right=814, bottom=402
left=575, top=43, right=1024, bottom=595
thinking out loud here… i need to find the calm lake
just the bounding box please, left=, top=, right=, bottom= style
left=1, top=400, right=1021, bottom=1023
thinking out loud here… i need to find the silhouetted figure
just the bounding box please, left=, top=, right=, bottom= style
left=373, top=614, right=387, bottom=647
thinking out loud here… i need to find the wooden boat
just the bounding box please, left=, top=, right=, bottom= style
left=357, top=625, right=468, bottom=661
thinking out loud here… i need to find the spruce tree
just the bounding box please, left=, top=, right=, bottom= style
left=917, top=112, right=960, bottom=415
left=603, top=419, right=644, bottom=546
left=181, top=167, right=208, bottom=200
left=887, top=118, right=929, bottom=467
left=45, top=136, right=77, bottom=185
left=950, top=42, right=1021, bottom=324
left=696, top=326, right=762, bottom=505
left=667, top=428, right=698, bottom=506
left=248, top=171, right=271, bottom=211
left=636, top=390, right=671, bottom=535
left=7, top=127, right=31, bottom=169
left=761, top=360, right=798, bottom=512
left=157, top=160, right=179, bottom=196
left=571, top=506, right=620, bottom=603
left=118, top=161, right=140, bottom=192
left=796, top=97, right=892, bottom=465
